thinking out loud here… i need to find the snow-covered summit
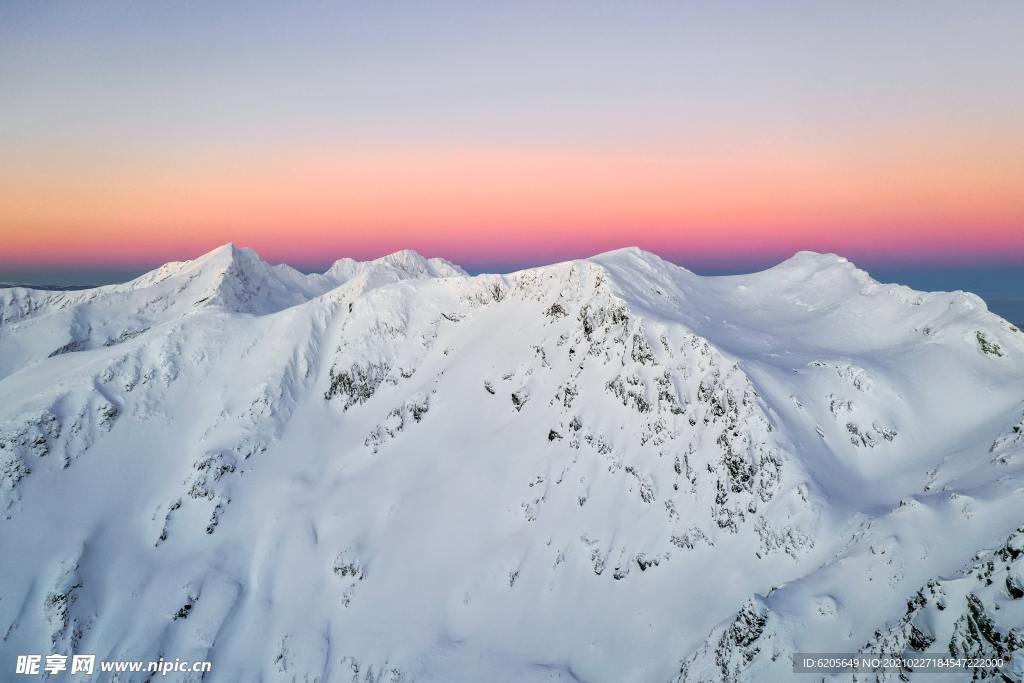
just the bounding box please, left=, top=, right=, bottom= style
left=0, top=244, right=466, bottom=378
left=324, top=248, right=467, bottom=290
left=0, top=247, right=1022, bottom=681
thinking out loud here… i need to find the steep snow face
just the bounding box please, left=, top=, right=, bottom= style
left=0, top=246, right=1023, bottom=682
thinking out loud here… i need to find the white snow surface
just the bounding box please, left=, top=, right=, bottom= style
left=0, top=245, right=1022, bottom=682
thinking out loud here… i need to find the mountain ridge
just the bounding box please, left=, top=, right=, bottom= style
left=0, top=244, right=1022, bottom=681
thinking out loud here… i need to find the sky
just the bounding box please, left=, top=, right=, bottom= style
left=1, top=1, right=1023, bottom=291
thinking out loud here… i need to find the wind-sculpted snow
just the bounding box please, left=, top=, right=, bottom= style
left=1, top=245, right=1023, bottom=681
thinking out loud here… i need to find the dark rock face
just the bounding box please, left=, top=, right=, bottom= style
left=1006, top=574, right=1024, bottom=599
left=976, top=330, right=1004, bottom=357
left=325, top=361, right=391, bottom=409
left=860, top=528, right=1024, bottom=680
left=675, top=600, right=772, bottom=683
left=48, top=339, right=88, bottom=357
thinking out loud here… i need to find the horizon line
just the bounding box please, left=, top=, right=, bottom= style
left=3, top=242, right=1024, bottom=289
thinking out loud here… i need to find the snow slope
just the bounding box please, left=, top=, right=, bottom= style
left=0, top=245, right=1022, bottom=682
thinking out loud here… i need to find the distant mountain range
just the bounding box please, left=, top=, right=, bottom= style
left=1, top=245, right=1022, bottom=681
left=0, top=283, right=95, bottom=291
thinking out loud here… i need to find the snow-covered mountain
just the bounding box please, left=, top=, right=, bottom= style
left=0, top=245, right=1022, bottom=682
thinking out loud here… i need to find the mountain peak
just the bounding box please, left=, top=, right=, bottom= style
left=205, top=241, right=239, bottom=256
left=190, top=242, right=264, bottom=269
left=784, top=249, right=852, bottom=267
left=589, top=245, right=659, bottom=262
left=585, top=246, right=696, bottom=288
left=379, top=248, right=427, bottom=264
left=771, top=250, right=861, bottom=273
left=375, top=249, right=467, bottom=278
left=760, top=250, right=875, bottom=290
left=325, top=250, right=467, bottom=284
